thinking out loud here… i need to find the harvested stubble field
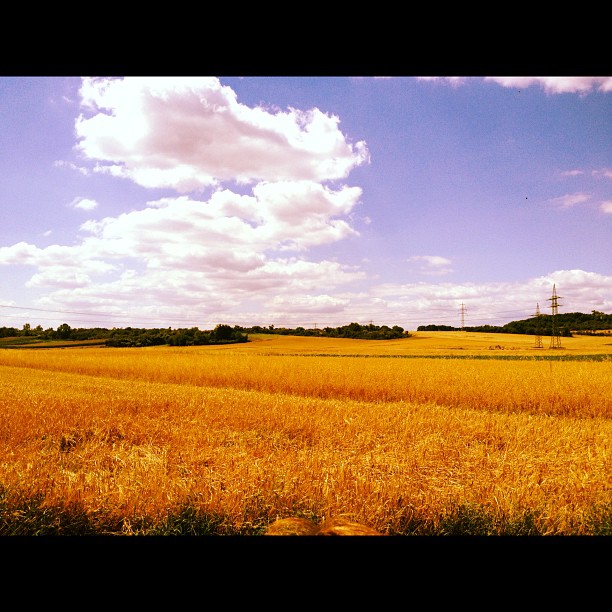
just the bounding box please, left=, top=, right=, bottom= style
left=0, top=331, right=610, bottom=536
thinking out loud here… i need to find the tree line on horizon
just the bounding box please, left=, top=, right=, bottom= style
left=244, top=322, right=408, bottom=340
left=417, top=311, right=612, bottom=336
left=0, top=321, right=408, bottom=346
left=1, top=311, right=610, bottom=347
left=0, top=323, right=248, bottom=347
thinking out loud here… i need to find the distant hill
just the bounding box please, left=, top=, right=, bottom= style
left=417, top=311, right=612, bottom=336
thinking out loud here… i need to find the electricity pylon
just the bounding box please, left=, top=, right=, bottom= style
left=547, top=284, right=563, bottom=349
left=460, top=303, right=467, bottom=331
left=532, top=302, right=543, bottom=348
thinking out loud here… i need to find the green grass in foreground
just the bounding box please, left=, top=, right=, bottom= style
left=1, top=488, right=610, bottom=536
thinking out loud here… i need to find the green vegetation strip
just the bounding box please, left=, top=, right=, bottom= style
left=1, top=490, right=609, bottom=535
left=0, top=341, right=107, bottom=349
left=277, top=353, right=612, bottom=362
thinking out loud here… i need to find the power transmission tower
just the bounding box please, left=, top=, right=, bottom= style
left=532, top=302, right=543, bottom=348
left=547, top=284, right=563, bottom=349
left=460, top=303, right=467, bottom=331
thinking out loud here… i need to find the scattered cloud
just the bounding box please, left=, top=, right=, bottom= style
left=548, top=193, right=591, bottom=208
left=592, top=168, right=612, bottom=179
left=416, top=77, right=466, bottom=87
left=407, top=255, right=453, bottom=276
left=600, top=201, right=612, bottom=214
left=485, top=77, right=612, bottom=94
left=53, top=160, right=89, bottom=175
left=417, top=77, right=612, bottom=95
left=362, top=270, right=612, bottom=327
left=0, top=180, right=366, bottom=321
left=69, top=197, right=99, bottom=211
left=268, top=294, right=350, bottom=314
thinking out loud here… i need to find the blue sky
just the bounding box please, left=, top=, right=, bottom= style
left=0, top=76, right=610, bottom=331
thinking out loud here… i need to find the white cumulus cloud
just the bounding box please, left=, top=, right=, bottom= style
left=75, top=77, right=370, bottom=192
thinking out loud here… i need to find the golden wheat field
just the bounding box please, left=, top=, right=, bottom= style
left=0, top=331, right=610, bottom=535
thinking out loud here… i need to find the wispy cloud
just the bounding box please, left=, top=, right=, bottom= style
left=548, top=193, right=591, bottom=208
left=592, top=168, right=612, bottom=179
left=53, top=160, right=90, bottom=175
left=485, top=77, right=612, bottom=94
left=407, top=255, right=453, bottom=276
left=69, top=197, right=99, bottom=211
left=418, top=76, right=612, bottom=95
left=416, top=77, right=466, bottom=87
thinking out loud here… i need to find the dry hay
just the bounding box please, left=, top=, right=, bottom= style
left=265, top=517, right=320, bottom=535
left=265, top=516, right=383, bottom=536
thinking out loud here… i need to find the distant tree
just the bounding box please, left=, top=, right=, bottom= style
left=0, top=326, right=19, bottom=338
left=211, top=324, right=234, bottom=342
left=56, top=323, right=73, bottom=340
left=173, top=332, right=189, bottom=346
